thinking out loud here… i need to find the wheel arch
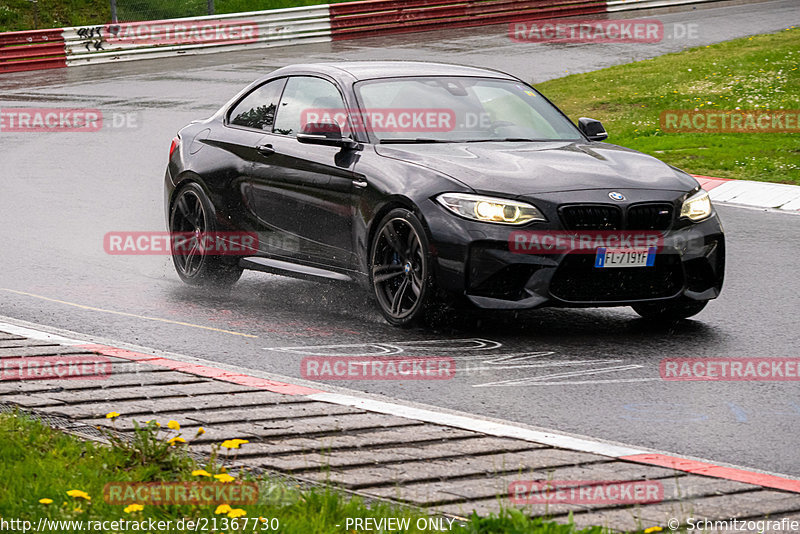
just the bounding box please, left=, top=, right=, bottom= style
left=168, top=172, right=231, bottom=233
left=365, top=196, right=433, bottom=267
left=169, top=171, right=211, bottom=213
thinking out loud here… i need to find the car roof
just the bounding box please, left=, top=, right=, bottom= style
left=266, top=61, right=518, bottom=82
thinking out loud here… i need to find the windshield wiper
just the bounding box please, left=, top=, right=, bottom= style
left=465, top=138, right=547, bottom=142
left=379, top=138, right=454, bottom=144
left=379, top=137, right=557, bottom=144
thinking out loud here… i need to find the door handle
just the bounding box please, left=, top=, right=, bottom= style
left=353, top=179, right=368, bottom=189
left=256, top=144, right=275, bottom=156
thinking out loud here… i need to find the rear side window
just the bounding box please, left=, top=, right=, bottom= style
left=228, top=78, right=286, bottom=131
left=273, top=76, right=347, bottom=137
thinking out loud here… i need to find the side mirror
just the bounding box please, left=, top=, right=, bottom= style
left=578, top=117, right=608, bottom=141
left=297, top=122, right=357, bottom=148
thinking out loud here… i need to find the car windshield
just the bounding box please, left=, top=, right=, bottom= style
left=352, top=76, right=582, bottom=143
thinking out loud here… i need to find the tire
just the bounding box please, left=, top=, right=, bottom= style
left=370, top=208, right=434, bottom=327
left=632, top=298, right=708, bottom=321
left=169, top=182, right=243, bottom=288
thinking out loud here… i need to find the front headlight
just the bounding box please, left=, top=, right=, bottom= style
left=680, top=189, right=713, bottom=221
left=436, top=193, right=546, bottom=225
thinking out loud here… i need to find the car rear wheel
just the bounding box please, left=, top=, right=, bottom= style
left=169, top=183, right=243, bottom=287
left=632, top=298, right=708, bottom=321
left=370, top=209, right=433, bottom=327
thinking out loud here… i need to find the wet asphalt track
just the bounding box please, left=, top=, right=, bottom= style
left=1, top=0, right=799, bottom=478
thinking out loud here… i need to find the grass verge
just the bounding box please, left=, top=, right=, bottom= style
left=534, top=27, right=800, bottom=185
left=0, top=410, right=611, bottom=533
left=0, top=0, right=345, bottom=32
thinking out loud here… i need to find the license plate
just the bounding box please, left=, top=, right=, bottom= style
left=594, top=247, right=656, bottom=268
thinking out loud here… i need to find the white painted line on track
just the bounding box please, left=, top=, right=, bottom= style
left=306, top=392, right=647, bottom=457
left=0, top=321, right=84, bottom=346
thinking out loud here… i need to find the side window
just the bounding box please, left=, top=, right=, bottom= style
left=228, top=78, right=286, bottom=131
left=273, top=76, right=347, bottom=137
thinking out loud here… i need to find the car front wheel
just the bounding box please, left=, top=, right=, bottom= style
left=370, top=208, right=433, bottom=327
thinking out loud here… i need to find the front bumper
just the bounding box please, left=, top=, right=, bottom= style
left=424, top=192, right=725, bottom=310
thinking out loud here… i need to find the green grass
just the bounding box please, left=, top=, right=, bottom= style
left=0, top=0, right=110, bottom=32
left=0, top=411, right=612, bottom=533
left=534, top=27, right=800, bottom=185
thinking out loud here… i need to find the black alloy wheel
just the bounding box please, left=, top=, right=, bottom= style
left=169, top=183, right=242, bottom=287
left=370, top=209, right=432, bottom=326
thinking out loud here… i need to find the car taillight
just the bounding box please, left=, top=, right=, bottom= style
left=169, top=136, right=180, bottom=158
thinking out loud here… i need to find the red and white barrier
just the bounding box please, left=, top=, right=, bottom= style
left=0, top=28, right=67, bottom=74
left=695, top=175, right=800, bottom=211
left=64, top=5, right=331, bottom=67
left=328, top=0, right=607, bottom=40
left=0, top=0, right=730, bottom=73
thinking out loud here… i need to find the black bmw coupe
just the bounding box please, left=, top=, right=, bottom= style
left=164, top=61, right=724, bottom=326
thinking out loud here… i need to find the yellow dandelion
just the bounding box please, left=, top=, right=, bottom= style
left=167, top=436, right=186, bottom=446
left=105, top=412, right=120, bottom=419
left=214, top=473, right=236, bottom=483
left=196, top=427, right=206, bottom=436
left=214, top=504, right=232, bottom=515
left=123, top=504, right=144, bottom=514
left=644, top=528, right=663, bottom=534
left=167, top=420, right=180, bottom=430
left=221, top=438, right=249, bottom=449
left=39, top=498, right=53, bottom=505
left=66, top=490, right=91, bottom=501
left=227, top=509, right=247, bottom=518
left=192, top=469, right=212, bottom=477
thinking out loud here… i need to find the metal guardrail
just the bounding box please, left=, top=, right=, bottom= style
left=329, top=0, right=607, bottom=39
left=0, top=29, right=66, bottom=74
left=64, top=5, right=332, bottom=67
left=0, top=0, right=730, bottom=73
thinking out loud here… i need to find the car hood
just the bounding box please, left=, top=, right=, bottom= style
left=374, top=141, right=698, bottom=195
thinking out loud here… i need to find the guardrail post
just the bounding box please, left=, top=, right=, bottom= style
left=109, top=0, right=118, bottom=23
left=208, top=0, right=215, bottom=16
left=27, top=0, right=39, bottom=30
